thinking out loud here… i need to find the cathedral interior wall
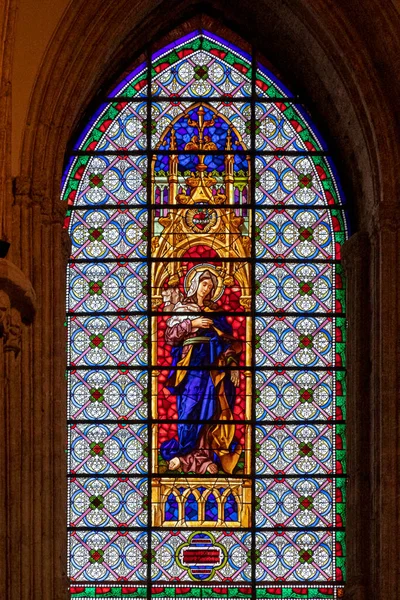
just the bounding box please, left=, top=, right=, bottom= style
left=0, top=1, right=399, bottom=598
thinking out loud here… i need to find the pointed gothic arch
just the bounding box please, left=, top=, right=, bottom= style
left=4, top=3, right=399, bottom=600
left=63, top=24, right=349, bottom=596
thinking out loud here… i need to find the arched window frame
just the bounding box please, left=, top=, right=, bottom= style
left=62, top=23, right=349, bottom=600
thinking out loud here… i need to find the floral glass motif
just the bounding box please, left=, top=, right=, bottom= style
left=63, top=28, right=347, bottom=600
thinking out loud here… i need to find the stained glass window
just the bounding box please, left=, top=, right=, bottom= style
left=63, top=27, right=347, bottom=600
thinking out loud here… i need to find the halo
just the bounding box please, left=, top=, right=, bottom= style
left=184, top=264, right=225, bottom=302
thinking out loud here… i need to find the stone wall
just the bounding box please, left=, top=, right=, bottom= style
left=0, top=1, right=399, bottom=598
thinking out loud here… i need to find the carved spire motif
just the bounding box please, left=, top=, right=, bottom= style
left=176, top=104, right=228, bottom=205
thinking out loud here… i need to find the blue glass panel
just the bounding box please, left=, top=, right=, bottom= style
left=185, top=493, right=198, bottom=521
left=224, top=493, right=238, bottom=522
left=205, top=493, right=218, bottom=521
left=165, top=493, right=179, bottom=521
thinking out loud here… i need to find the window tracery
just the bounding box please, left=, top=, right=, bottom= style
left=63, top=27, right=347, bottom=600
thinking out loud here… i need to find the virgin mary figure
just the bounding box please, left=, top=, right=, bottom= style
left=161, top=266, right=242, bottom=475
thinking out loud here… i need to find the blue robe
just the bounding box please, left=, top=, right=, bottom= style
left=161, top=315, right=238, bottom=461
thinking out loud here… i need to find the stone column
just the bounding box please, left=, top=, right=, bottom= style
left=343, top=207, right=400, bottom=599
left=4, top=191, right=70, bottom=600
left=368, top=205, right=400, bottom=598
left=342, top=232, right=372, bottom=600
left=0, top=0, right=16, bottom=251
left=0, top=258, right=36, bottom=600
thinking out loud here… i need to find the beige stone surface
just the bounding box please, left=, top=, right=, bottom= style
left=11, top=0, right=71, bottom=175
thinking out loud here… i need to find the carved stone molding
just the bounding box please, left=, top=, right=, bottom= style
left=14, top=176, right=69, bottom=230
left=0, top=258, right=36, bottom=354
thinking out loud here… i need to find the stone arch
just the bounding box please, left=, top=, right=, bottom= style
left=19, top=2, right=400, bottom=222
